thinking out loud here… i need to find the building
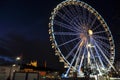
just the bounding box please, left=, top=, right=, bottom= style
left=0, top=65, right=20, bottom=80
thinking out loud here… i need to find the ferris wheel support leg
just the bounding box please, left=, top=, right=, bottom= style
left=78, top=47, right=86, bottom=70
left=75, top=47, right=82, bottom=68
left=65, top=47, right=80, bottom=77
left=94, top=45, right=105, bottom=69
left=93, top=44, right=104, bottom=65
left=78, top=52, right=85, bottom=76
left=66, top=41, right=81, bottom=59
left=89, top=45, right=102, bottom=75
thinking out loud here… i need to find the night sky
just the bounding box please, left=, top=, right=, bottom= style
left=0, top=0, right=120, bottom=69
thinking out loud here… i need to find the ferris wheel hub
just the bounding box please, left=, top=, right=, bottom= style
left=88, top=29, right=93, bottom=36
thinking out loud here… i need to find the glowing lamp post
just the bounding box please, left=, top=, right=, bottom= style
left=16, top=57, right=21, bottom=61
left=15, top=56, right=22, bottom=70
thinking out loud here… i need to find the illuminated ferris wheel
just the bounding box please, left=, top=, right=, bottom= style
left=49, top=0, right=115, bottom=77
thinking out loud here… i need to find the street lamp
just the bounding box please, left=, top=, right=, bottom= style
left=12, top=64, right=16, bottom=67
left=15, top=56, right=22, bottom=70
left=16, top=57, right=21, bottom=61
left=16, top=56, right=21, bottom=65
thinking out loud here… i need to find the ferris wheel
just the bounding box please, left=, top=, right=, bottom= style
left=49, top=0, right=115, bottom=77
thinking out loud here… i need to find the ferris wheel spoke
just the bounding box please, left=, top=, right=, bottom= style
left=75, top=6, right=84, bottom=25
left=68, top=5, right=77, bottom=17
left=56, top=11, right=70, bottom=22
left=89, top=46, right=103, bottom=75
left=73, top=22, right=83, bottom=32
left=78, top=5, right=86, bottom=25
left=92, top=37, right=110, bottom=57
left=78, top=17, right=85, bottom=26
left=70, top=14, right=84, bottom=28
left=66, top=40, right=81, bottom=59
left=78, top=47, right=86, bottom=72
left=99, top=45, right=110, bottom=57
left=58, top=37, right=80, bottom=47
left=54, top=32, right=80, bottom=35
left=96, top=61, right=103, bottom=75
left=94, top=40, right=116, bottom=71
left=56, top=11, right=74, bottom=26
left=71, top=21, right=82, bottom=32
left=75, top=6, right=83, bottom=25
left=93, top=35, right=109, bottom=41
left=95, top=42, right=110, bottom=58
left=82, top=7, right=88, bottom=25
left=57, top=11, right=71, bottom=22
left=96, top=41, right=110, bottom=51
left=75, top=6, right=82, bottom=16
left=62, top=6, right=74, bottom=20
left=61, top=7, right=82, bottom=32
left=91, top=43, right=105, bottom=69
left=75, top=5, right=82, bottom=15
left=65, top=45, right=80, bottom=77
left=92, top=38, right=110, bottom=58
left=54, top=20, right=78, bottom=32
left=94, top=38, right=110, bottom=49
left=101, top=54, right=111, bottom=67
left=75, top=46, right=84, bottom=68
left=93, top=31, right=106, bottom=35
left=58, top=8, right=81, bottom=31
left=87, top=10, right=92, bottom=26
left=90, top=17, right=97, bottom=29
left=70, top=22, right=82, bottom=32
left=76, top=17, right=83, bottom=27
left=92, top=23, right=102, bottom=31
